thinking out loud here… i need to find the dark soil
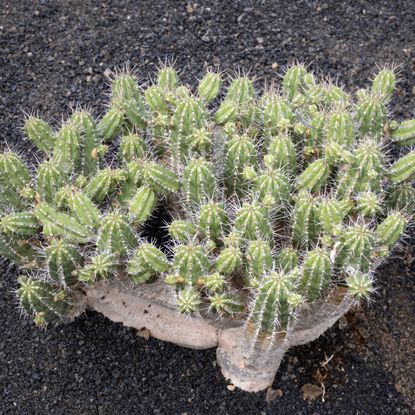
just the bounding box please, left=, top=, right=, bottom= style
left=1, top=1, right=415, bottom=414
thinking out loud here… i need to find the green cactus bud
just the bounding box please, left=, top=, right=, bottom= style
left=375, top=212, right=407, bottom=249
left=204, top=272, right=226, bottom=292
left=266, top=135, right=296, bottom=173
left=46, top=239, right=83, bottom=286
left=346, top=269, right=374, bottom=299
left=253, top=167, right=291, bottom=207
left=246, top=240, right=273, bottom=277
left=78, top=252, right=118, bottom=282
left=224, top=133, right=257, bottom=195
left=53, top=123, right=80, bottom=170
left=275, top=247, right=299, bottom=271
left=291, top=191, right=320, bottom=249
left=66, top=188, right=101, bottom=229
left=157, top=66, right=178, bottom=90
left=97, top=211, right=136, bottom=256
left=209, top=292, right=243, bottom=315
left=297, top=159, right=331, bottom=192
left=0, top=212, right=40, bottom=236
left=84, top=168, right=125, bottom=202
left=176, top=286, right=201, bottom=314
left=0, top=234, right=42, bottom=269
left=283, top=64, right=307, bottom=100
left=388, top=151, right=415, bottom=184
left=301, top=248, right=332, bottom=301
left=215, top=246, right=241, bottom=275
left=355, top=191, right=381, bottom=217
left=234, top=202, right=272, bottom=241
left=389, top=119, right=415, bottom=147
left=168, top=220, right=198, bottom=243
left=128, top=185, right=156, bottom=225
left=97, top=106, right=124, bottom=142
left=214, top=100, right=238, bottom=125
left=173, top=244, right=210, bottom=283
left=17, top=276, right=71, bottom=325
left=129, top=243, right=169, bottom=275
left=335, top=224, right=374, bottom=272
left=70, top=110, right=100, bottom=176
left=34, top=203, right=90, bottom=243
left=248, top=271, right=297, bottom=336
left=36, top=161, right=68, bottom=204
left=24, top=116, right=55, bottom=153
left=371, top=68, right=396, bottom=101
left=325, top=111, right=354, bottom=146
left=198, top=201, right=227, bottom=242
left=386, top=183, right=415, bottom=214
left=188, top=127, right=212, bottom=154
left=317, top=198, right=347, bottom=234
left=356, top=97, right=387, bottom=137
left=141, top=161, right=180, bottom=194
left=173, top=96, right=205, bottom=135
left=182, top=158, right=216, bottom=205
left=119, top=133, right=146, bottom=163
left=198, top=71, right=222, bottom=103
left=225, top=77, right=254, bottom=106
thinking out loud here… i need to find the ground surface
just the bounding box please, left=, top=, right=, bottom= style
left=1, top=1, right=415, bottom=414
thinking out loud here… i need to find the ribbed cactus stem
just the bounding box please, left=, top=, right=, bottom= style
left=17, top=276, right=71, bottom=325
left=46, top=239, right=83, bottom=286
left=24, top=116, right=55, bottom=153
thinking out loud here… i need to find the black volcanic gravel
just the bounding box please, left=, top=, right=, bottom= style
left=1, top=1, right=415, bottom=414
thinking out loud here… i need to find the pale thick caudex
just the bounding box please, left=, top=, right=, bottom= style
left=1, top=64, right=414, bottom=391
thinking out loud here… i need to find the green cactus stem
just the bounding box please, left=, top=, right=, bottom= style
left=34, top=203, right=90, bottom=243
left=0, top=212, right=40, bottom=237
left=375, top=212, right=408, bottom=250
left=197, top=71, right=222, bottom=103
left=70, top=110, right=100, bottom=176
left=176, top=286, right=201, bottom=314
left=389, top=119, right=415, bottom=147
left=234, top=202, right=272, bottom=241
left=172, top=243, right=210, bottom=284
left=182, top=158, right=216, bottom=205
left=346, top=269, right=374, bottom=299
left=96, top=211, right=136, bottom=256
left=388, top=151, right=415, bottom=184
left=46, top=239, right=83, bottom=286
left=128, top=185, right=156, bottom=225
left=300, top=248, right=332, bottom=301
left=24, top=116, right=55, bottom=153
left=17, top=276, right=71, bottom=325
left=215, top=245, right=242, bottom=275
left=78, top=252, right=118, bottom=282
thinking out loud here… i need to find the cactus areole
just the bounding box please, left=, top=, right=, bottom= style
left=2, top=64, right=414, bottom=392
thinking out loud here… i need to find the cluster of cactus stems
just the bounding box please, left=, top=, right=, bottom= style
left=1, top=63, right=414, bottom=348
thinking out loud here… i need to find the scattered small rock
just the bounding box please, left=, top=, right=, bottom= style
left=227, top=384, right=236, bottom=391
left=136, top=328, right=151, bottom=340
left=301, top=384, right=324, bottom=401
left=266, top=387, right=283, bottom=403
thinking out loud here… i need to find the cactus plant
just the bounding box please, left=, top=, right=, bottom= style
left=1, top=63, right=413, bottom=392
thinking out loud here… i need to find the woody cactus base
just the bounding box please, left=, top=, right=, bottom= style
left=1, top=63, right=414, bottom=392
